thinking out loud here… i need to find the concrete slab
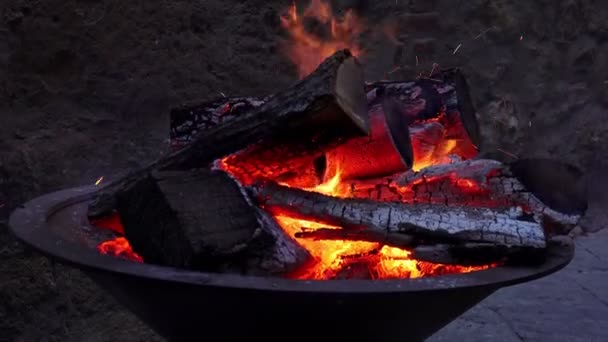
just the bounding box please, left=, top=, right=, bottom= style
left=429, top=232, right=608, bottom=341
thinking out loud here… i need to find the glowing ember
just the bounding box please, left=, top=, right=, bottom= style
left=93, top=214, right=142, bottom=262
left=97, top=237, right=143, bottom=263
left=272, top=166, right=491, bottom=280
left=280, top=0, right=364, bottom=78
left=91, top=214, right=124, bottom=235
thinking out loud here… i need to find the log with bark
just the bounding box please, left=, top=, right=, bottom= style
left=334, top=158, right=587, bottom=233
left=115, top=168, right=310, bottom=275
left=169, top=69, right=481, bottom=183
left=89, top=49, right=370, bottom=217
left=249, top=180, right=548, bottom=263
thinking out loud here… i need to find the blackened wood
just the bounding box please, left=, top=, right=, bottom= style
left=409, top=243, right=544, bottom=266
left=325, top=70, right=479, bottom=180
left=336, top=158, right=585, bottom=232
left=240, top=206, right=312, bottom=276
left=295, top=227, right=416, bottom=248
left=293, top=227, right=541, bottom=265
left=508, top=158, right=587, bottom=215
left=115, top=169, right=309, bottom=275
left=166, top=49, right=369, bottom=170
left=169, top=69, right=480, bottom=182
left=170, top=69, right=479, bottom=181
left=250, top=181, right=547, bottom=251
left=170, top=97, right=265, bottom=151
left=89, top=49, right=369, bottom=217
left=169, top=70, right=479, bottom=151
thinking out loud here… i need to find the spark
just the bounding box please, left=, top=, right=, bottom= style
left=474, top=26, right=497, bottom=40
left=428, top=63, right=438, bottom=77
left=497, top=148, right=519, bottom=160
left=519, top=35, right=524, bottom=41
left=415, top=55, right=419, bottom=66
left=95, top=176, right=104, bottom=186
left=388, top=66, right=402, bottom=74
left=220, top=92, right=226, bottom=98
left=453, top=43, right=462, bottom=55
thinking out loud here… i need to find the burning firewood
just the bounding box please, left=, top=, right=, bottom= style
left=170, top=69, right=480, bottom=184
left=115, top=168, right=310, bottom=275
left=90, top=48, right=586, bottom=277
left=250, top=181, right=548, bottom=260
left=89, top=49, right=370, bottom=218
left=324, top=70, right=480, bottom=180
left=335, top=158, right=587, bottom=233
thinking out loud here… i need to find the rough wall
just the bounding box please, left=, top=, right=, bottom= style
left=1, top=0, right=607, bottom=340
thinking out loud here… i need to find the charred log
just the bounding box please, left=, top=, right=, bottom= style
left=295, top=227, right=416, bottom=248
left=325, top=70, right=479, bottom=180
left=169, top=69, right=480, bottom=182
left=408, top=243, right=542, bottom=266
left=115, top=168, right=309, bottom=275
left=293, top=229, right=538, bottom=266
left=250, top=181, right=547, bottom=253
left=89, top=49, right=369, bottom=217
left=170, top=97, right=265, bottom=151
left=336, top=158, right=586, bottom=233
left=165, top=48, right=368, bottom=170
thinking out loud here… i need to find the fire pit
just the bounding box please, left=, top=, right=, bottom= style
left=9, top=45, right=588, bottom=341
left=9, top=185, right=574, bottom=341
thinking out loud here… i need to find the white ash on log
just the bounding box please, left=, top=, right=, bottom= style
left=336, top=158, right=586, bottom=233
left=115, top=168, right=310, bottom=275
left=250, top=181, right=547, bottom=252
left=89, top=49, right=369, bottom=217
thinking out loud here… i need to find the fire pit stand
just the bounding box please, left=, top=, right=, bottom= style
left=9, top=186, right=574, bottom=341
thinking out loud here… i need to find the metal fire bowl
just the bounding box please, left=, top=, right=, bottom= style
left=9, top=186, right=574, bottom=342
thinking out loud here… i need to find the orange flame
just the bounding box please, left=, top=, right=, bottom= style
left=274, top=166, right=491, bottom=280
left=280, top=0, right=364, bottom=78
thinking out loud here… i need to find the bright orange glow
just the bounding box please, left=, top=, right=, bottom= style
left=412, top=138, right=458, bottom=171
left=280, top=0, right=364, bottom=78
left=269, top=166, right=491, bottom=280
left=97, top=237, right=143, bottom=263
left=91, top=214, right=125, bottom=235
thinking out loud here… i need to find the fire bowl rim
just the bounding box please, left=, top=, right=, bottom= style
left=9, top=185, right=574, bottom=294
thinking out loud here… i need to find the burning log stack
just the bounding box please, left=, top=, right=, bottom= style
left=90, top=50, right=587, bottom=280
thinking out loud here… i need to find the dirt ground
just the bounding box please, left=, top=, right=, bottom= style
left=1, top=0, right=607, bottom=341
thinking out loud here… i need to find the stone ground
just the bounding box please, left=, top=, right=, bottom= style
left=429, top=229, right=608, bottom=342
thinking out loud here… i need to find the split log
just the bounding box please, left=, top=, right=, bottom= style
left=115, top=168, right=310, bottom=275
left=335, top=158, right=586, bottom=233
left=89, top=49, right=369, bottom=217
left=325, top=70, right=479, bottom=180
left=169, top=69, right=480, bottom=183
left=250, top=181, right=547, bottom=252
